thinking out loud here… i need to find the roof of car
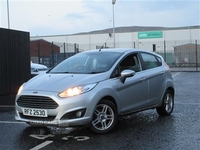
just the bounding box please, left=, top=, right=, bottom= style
left=82, top=48, right=162, bottom=59
left=84, top=48, right=136, bottom=53
left=84, top=48, right=157, bottom=54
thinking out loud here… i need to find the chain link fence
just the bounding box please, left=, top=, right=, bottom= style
left=32, top=39, right=200, bottom=71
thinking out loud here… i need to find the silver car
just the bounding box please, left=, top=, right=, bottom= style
left=15, top=48, right=175, bottom=134
left=30, top=61, right=48, bottom=77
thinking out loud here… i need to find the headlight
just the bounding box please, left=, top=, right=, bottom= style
left=17, top=84, right=24, bottom=95
left=58, top=83, right=97, bottom=98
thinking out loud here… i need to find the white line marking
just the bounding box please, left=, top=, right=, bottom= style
left=30, top=134, right=55, bottom=140
left=30, top=141, right=53, bottom=150
left=172, top=72, right=181, bottom=78
left=0, top=121, right=25, bottom=124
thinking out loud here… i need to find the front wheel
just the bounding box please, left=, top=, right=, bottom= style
left=89, top=100, right=118, bottom=134
left=156, top=90, right=174, bottom=116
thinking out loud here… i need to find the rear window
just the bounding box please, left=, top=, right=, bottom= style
left=141, top=53, right=162, bottom=70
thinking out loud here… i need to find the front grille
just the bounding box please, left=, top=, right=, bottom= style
left=17, top=95, right=59, bottom=109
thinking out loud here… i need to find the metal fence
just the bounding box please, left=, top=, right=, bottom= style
left=30, top=41, right=79, bottom=68
left=35, top=39, right=200, bottom=72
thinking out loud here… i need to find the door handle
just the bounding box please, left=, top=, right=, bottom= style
left=160, top=71, right=165, bottom=75
left=140, top=77, right=146, bottom=82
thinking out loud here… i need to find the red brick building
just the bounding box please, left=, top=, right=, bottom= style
left=30, top=39, right=60, bottom=65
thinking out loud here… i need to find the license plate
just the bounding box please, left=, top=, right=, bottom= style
left=22, top=108, right=48, bottom=117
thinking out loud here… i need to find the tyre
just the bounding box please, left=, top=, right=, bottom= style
left=89, top=99, right=118, bottom=134
left=156, top=90, right=174, bottom=116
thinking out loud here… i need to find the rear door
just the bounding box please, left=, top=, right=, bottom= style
left=140, top=52, right=166, bottom=106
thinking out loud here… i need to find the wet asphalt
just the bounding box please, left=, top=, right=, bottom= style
left=0, top=72, right=200, bottom=150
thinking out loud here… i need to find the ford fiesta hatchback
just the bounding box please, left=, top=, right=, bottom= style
left=15, top=48, right=175, bottom=134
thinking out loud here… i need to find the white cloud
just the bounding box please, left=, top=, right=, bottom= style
left=114, top=0, right=200, bottom=27
left=1, top=0, right=199, bottom=36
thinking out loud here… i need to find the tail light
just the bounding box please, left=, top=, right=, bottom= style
left=165, top=62, right=171, bottom=71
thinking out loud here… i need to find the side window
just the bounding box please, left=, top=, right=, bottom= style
left=119, top=54, right=141, bottom=72
left=111, top=54, right=142, bottom=78
left=141, top=53, right=160, bottom=70
left=133, top=55, right=142, bottom=72
left=157, top=56, right=162, bottom=66
left=119, top=54, right=142, bottom=73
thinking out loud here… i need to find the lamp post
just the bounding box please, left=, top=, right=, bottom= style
left=112, top=0, right=116, bottom=48
left=7, top=0, right=10, bottom=29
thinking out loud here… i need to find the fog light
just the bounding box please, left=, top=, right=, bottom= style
left=61, top=108, right=86, bottom=120
left=76, top=111, right=82, bottom=117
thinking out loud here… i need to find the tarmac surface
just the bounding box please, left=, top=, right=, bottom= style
left=0, top=72, right=200, bottom=150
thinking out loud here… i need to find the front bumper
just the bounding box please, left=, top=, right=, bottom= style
left=15, top=91, right=96, bottom=127
left=15, top=111, right=91, bottom=127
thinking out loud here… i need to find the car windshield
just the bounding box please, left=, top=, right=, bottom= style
left=49, top=51, right=122, bottom=74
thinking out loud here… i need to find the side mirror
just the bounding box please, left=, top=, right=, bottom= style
left=120, top=70, right=135, bottom=83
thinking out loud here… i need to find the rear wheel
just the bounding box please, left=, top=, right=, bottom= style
left=156, top=90, right=174, bottom=116
left=89, top=99, right=118, bottom=134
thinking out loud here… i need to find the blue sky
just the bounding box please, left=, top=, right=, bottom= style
left=1, top=0, right=199, bottom=36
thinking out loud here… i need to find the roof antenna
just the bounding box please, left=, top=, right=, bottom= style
left=99, top=33, right=112, bottom=51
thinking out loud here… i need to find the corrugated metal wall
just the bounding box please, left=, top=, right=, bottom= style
left=0, top=28, right=30, bottom=95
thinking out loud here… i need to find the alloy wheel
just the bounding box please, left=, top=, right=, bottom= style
left=92, top=104, right=115, bottom=131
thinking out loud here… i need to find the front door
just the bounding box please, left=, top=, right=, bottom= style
left=111, top=53, right=149, bottom=114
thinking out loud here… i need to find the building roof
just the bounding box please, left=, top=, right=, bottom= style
left=73, top=25, right=200, bottom=35
left=30, top=25, right=200, bottom=38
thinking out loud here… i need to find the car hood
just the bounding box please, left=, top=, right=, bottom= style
left=23, top=73, right=109, bottom=92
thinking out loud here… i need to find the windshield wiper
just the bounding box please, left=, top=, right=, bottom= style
left=48, top=72, right=70, bottom=74
left=49, top=71, right=104, bottom=74
left=89, top=71, right=104, bottom=74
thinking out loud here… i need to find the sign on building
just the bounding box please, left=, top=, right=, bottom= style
left=138, top=31, right=163, bottom=39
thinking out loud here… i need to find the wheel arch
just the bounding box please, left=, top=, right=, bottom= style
left=98, top=96, right=118, bottom=111
left=167, top=86, right=175, bottom=98
left=157, top=86, right=175, bottom=107
left=156, top=86, right=175, bottom=116
left=89, top=96, right=119, bottom=134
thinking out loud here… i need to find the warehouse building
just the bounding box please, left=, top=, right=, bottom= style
left=30, top=25, right=200, bottom=68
